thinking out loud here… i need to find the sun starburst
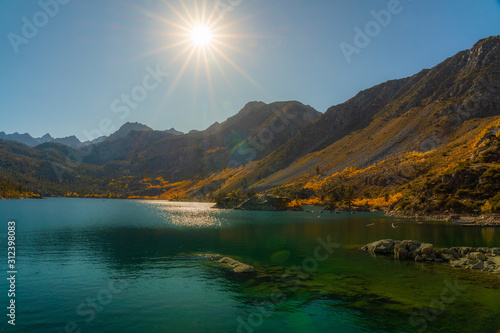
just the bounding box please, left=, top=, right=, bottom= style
left=133, top=0, right=265, bottom=114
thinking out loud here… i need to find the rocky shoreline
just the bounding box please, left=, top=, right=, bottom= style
left=0, top=193, right=43, bottom=199
left=213, top=194, right=302, bottom=211
left=362, top=239, right=500, bottom=275
left=322, top=205, right=374, bottom=212
left=386, top=211, right=500, bottom=227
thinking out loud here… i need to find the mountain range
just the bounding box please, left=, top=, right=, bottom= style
left=1, top=35, right=499, bottom=214
left=0, top=123, right=183, bottom=149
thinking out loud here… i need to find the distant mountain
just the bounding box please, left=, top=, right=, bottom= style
left=39, top=133, right=54, bottom=143
left=51, top=135, right=82, bottom=148
left=81, top=130, right=175, bottom=165
left=85, top=135, right=107, bottom=146
left=0, top=131, right=86, bottom=149
left=106, top=122, right=153, bottom=142
left=165, top=128, right=183, bottom=135
left=0, top=122, right=181, bottom=149
left=0, top=132, right=40, bottom=147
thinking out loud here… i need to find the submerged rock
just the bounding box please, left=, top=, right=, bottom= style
left=194, top=253, right=255, bottom=274
left=219, top=257, right=255, bottom=273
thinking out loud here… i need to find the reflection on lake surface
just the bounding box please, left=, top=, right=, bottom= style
left=0, top=198, right=499, bottom=332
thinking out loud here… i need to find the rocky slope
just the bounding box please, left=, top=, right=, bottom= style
left=247, top=36, right=500, bottom=191
left=390, top=133, right=500, bottom=216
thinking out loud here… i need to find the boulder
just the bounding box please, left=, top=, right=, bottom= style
left=363, top=239, right=395, bottom=254
left=476, top=247, right=490, bottom=254
left=442, top=248, right=453, bottom=255
left=419, top=243, right=434, bottom=255
left=452, top=251, right=462, bottom=259
left=408, top=250, right=418, bottom=259
left=403, top=240, right=421, bottom=253
left=395, top=247, right=408, bottom=260
left=450, top=258, right=469, bottom=268
left=467, top=260, right=485, bottom=270
left=415, top=254, right=434, bottom=262
left=442, top=248, right=462, bottom=259
left=456, top=247, right=474, bottom=255
left=440, top=253, right=455, bottom=262
left=467, top=252, right=486, bottom=261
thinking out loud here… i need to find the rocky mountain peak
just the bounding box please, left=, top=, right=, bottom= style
left=40, top=133, right=54, bottom=141
left=471, top=35, right=500, bottom=53
left=165, top=128, right=183, bottom=135
left=465, top=35, right=500, bottom=70
left=106, top=122, right=153, bottom=142
left=240, top=101, right=267, bottom=115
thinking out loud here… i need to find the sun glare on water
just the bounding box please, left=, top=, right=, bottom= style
left=146, top=201, right=222, bottom=228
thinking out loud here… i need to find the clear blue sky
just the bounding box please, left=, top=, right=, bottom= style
left=1, top=0, right=499, bottom=141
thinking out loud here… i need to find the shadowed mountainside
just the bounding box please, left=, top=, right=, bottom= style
left=80, top=101, right=321, bottom=182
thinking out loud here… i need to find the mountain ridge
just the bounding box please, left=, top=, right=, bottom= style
left=0, top=122, right=184, bottom=149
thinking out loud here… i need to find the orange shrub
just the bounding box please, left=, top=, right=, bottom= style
left=352, top=193, right=403, bottom=207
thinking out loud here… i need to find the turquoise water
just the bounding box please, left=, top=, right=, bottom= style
left=0, top=198, right=499, bottom=332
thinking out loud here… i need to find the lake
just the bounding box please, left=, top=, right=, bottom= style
left=0, top=198, right=499, bottom=332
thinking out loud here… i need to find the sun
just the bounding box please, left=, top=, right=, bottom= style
left=190, top=24, right=212, bottom=47
left=136, top=0, right=264, bottom=107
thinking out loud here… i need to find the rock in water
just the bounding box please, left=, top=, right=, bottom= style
left=467, top=252, right=486, bottom=261
left=362, top=240, right=500, bottom=275
left=219, top=257, right=255, bottom=273
left=419, top=243, right=434, bottom=255
left=362, top=239, right=395, bottom=254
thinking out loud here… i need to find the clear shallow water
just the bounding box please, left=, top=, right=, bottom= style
left=0, top=198, right=499, bottom=333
